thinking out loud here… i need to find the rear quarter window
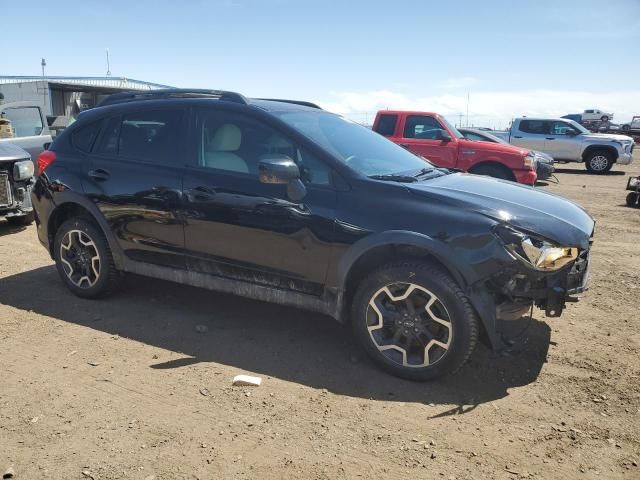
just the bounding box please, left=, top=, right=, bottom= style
left=375, top=114, right=398, bottom=136
left=71, top=120, right=103, bottom=152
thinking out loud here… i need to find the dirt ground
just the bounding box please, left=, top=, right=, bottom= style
left=1, top=155, right=639, bottom=480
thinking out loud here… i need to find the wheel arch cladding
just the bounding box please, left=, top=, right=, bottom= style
left=48, top=197, right=124, bottom=269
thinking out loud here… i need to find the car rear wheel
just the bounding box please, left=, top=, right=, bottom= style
left=469, top=164, right=514, bottom=182
left=601, top=116, right=609, bottom=122
left=53, top=217, right=120, bottom=298
left=626, top=192, right=640, bottom=208
left=350, top=261, right=479, bottom=381
left=585, top=150, right=614, bottom=174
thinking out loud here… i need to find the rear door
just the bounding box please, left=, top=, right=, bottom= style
left=544, top=120, right=582, bottom=160
left=83, top=107, right=187, bottom=268
left=511, top=119, right=548, bottom=151
left=397, top=115, right=458, bottom=167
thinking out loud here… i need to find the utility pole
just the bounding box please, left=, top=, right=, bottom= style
left=106, top=49, right=111, bottom=76
left=41, top=58, right=48, bottom=112
left=458, top=113, right=463, bottom=127
left=465, top=92, right=469, bottom=127
left=41, top=58, right=46, bottom=78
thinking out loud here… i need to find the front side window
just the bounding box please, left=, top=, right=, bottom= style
left=275, top=111, right=434, bottom=177
left=549, top=121, right=578, bottom=136
left=403, top=115, right=444, bottom=139
left=197, top=110, right=331, bottom=186
left=1, top=107, right=43, bottom=137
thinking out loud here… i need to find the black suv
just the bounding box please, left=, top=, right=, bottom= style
left=32, top=89, right=594, bottom=380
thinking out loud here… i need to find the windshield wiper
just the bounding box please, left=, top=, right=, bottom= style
left=368, top=174, right=417, bottom=183
left=412, top=167, right=436, bottom=179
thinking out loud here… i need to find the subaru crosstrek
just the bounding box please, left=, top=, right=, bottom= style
left=32, top=89, right=594, bottom=380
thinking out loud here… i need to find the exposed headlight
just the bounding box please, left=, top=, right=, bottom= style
left=13, top=160, right=34, bottom=181
left=523, top=153, right=537, bottom=169
left=495, top=225, right=578, bottom=271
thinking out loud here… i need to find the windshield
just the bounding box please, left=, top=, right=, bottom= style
left=275, top=111, right=434, bottom=177
left=565, top=119, right=590, bottom=134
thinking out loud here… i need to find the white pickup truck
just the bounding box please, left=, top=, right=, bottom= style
left=492, top=117, right=634, bottom=173
left=0, top=102, right=53, bottom=162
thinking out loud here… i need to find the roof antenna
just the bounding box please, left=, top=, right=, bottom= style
left=106, top=48, right=111, bottom=76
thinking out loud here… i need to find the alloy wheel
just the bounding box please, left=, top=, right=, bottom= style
left=366, top=283, right=452, bottom=368
left=589, top=155, right=609, bottom=171
left=59, top=229, right=101, bottom=288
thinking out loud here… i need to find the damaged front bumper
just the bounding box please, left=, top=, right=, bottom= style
left=0, top=177, right=34, bottom=220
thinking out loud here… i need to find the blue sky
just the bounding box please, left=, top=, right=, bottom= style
left=3, top=0, right=638, bottom=126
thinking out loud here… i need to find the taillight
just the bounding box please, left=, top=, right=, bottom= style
left=37, top=150, right=56, bottom=175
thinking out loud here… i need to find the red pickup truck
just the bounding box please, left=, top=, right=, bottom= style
left=373, top=110, right=537, bottom=185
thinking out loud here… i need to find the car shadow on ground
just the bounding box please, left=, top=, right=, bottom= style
left=554, top=168, right=626, bottom=176
left=0, top=266, right=550, bottom=408
left=0, top=221, right=27, bottom=236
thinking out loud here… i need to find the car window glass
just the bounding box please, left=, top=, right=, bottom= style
left=464, top=132, right=485, bottom=141
left=375, top=114, right=398, bottom=136
left=549, top=121, right=576, bottom=135
left=519, top=120, right=548, bottom=134
left=403, top=115, right=444, bottom=139
left=198, top=110, right=331, bottom=186
left=72, top=120, right=102, bottom=152
left=1, top=107, right=43, bottom=137
left=95, top=116, right=121, bottom=155
left=119, top=109, right=184, bottom=164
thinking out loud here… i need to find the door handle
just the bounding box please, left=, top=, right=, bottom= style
left=88, top=168, right=110, bottom=181
left=188, top=185, right=216, bottom=202
left=513, top=136, right=523, bottom=139
left=545, top=137, right=555, bottom=140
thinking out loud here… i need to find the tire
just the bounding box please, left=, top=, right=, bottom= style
left=350, top=261, right=479, bottom=381
left=585, top=150, right=614, bottom=174
left=7, top=211, right=34, bottom=226
left=470, top=164, right=514, bottom=182
left=621, top=124, right=630, bottom=132
left=626, top=192, right=640, bottom=208
left=53, top=217, right=120, bottom=298
left=601, top=116, right=609, bottom=122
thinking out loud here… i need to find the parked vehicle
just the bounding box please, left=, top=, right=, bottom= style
left=626, top=176, right=640, bottom=208
left=581, top=108, right=614, bottom=122
left=0, top=102, right=53, bottom=162
left=32, top=89, right=594, bottom=380
left=621, top=116, right=640, bottom=133
left=372, top=111, right=537, bottom=185
left=458, top=127, right=555, bottom=181
left=492, top=118, right=634, bottom=173
left=0, top=143, right=35, bottom=226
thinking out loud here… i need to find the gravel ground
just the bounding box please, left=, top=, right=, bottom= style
left=1, top=155, right=639, bottom=480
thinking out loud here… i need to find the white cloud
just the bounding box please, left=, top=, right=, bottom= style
left=316, top=89, right=640, bottom=129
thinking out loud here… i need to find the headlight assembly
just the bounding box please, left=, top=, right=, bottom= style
left=13, top=160, right=34, bottom=181
left=523, top=153, right=537, bottom=169
left=495, top=225, right=578, bottom=271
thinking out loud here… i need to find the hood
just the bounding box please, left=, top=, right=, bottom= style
left=458, top=138, right=528, bottom=157
left=408, top=173, right=594, bottom=248
left=0, top=142, right=31, bottom=163
left=582, top=133, right=634, bottom=143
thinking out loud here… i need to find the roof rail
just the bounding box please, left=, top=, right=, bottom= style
left=256, top=98, right=322, bottom=109
left=97, top=89, right=248, bottom=107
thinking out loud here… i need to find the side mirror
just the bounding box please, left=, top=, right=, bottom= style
left=258, top=155, right=307, bottom=202
left=438, top=129, right=452, bottom=142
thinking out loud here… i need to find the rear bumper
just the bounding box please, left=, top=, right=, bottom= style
left=514, top=169, right=538, bottom=186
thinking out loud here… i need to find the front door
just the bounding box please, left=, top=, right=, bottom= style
left=396, top=115, right=458, bottom=168
left=83, top=107, right=187, bottom=268
left=182, top=108, right=336, bottom=296
left=544, top=120, right=582, bottom=160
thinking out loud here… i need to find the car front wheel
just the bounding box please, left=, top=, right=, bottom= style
left=585, top=150, right=614, bottom=174
left=351, top=261, right=479, bottom=381
left=53, top=217, right=120, bottom=298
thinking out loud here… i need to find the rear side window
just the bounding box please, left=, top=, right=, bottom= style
left=519, top=120, right=548, bottom=134
left=94, top=109, right=184, bottom=165
left=403, top=115, right=444, bottom=139
left=72, top=121, right=102, bottom=152
left=375, top=114, right=398, bottom=136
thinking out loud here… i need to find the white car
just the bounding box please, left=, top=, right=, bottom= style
left=582, top=108, right=614, bottom=122
left=621, top=116, right=640, bottom=133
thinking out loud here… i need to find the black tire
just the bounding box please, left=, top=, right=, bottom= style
left=53, top=217, right=120, bottom=298
left=626, top=192, right=640, bottom=208
left=470, top=164, right=514, bottom=182
left=7, top=211, right=34, bottom=226
left=621, top=124, right=630, bottom=132
left=601, top=116, right=609, bottom=122
left=350, top=261, right=479, bottom=381
left=585, top=150, right=614, bottom=174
